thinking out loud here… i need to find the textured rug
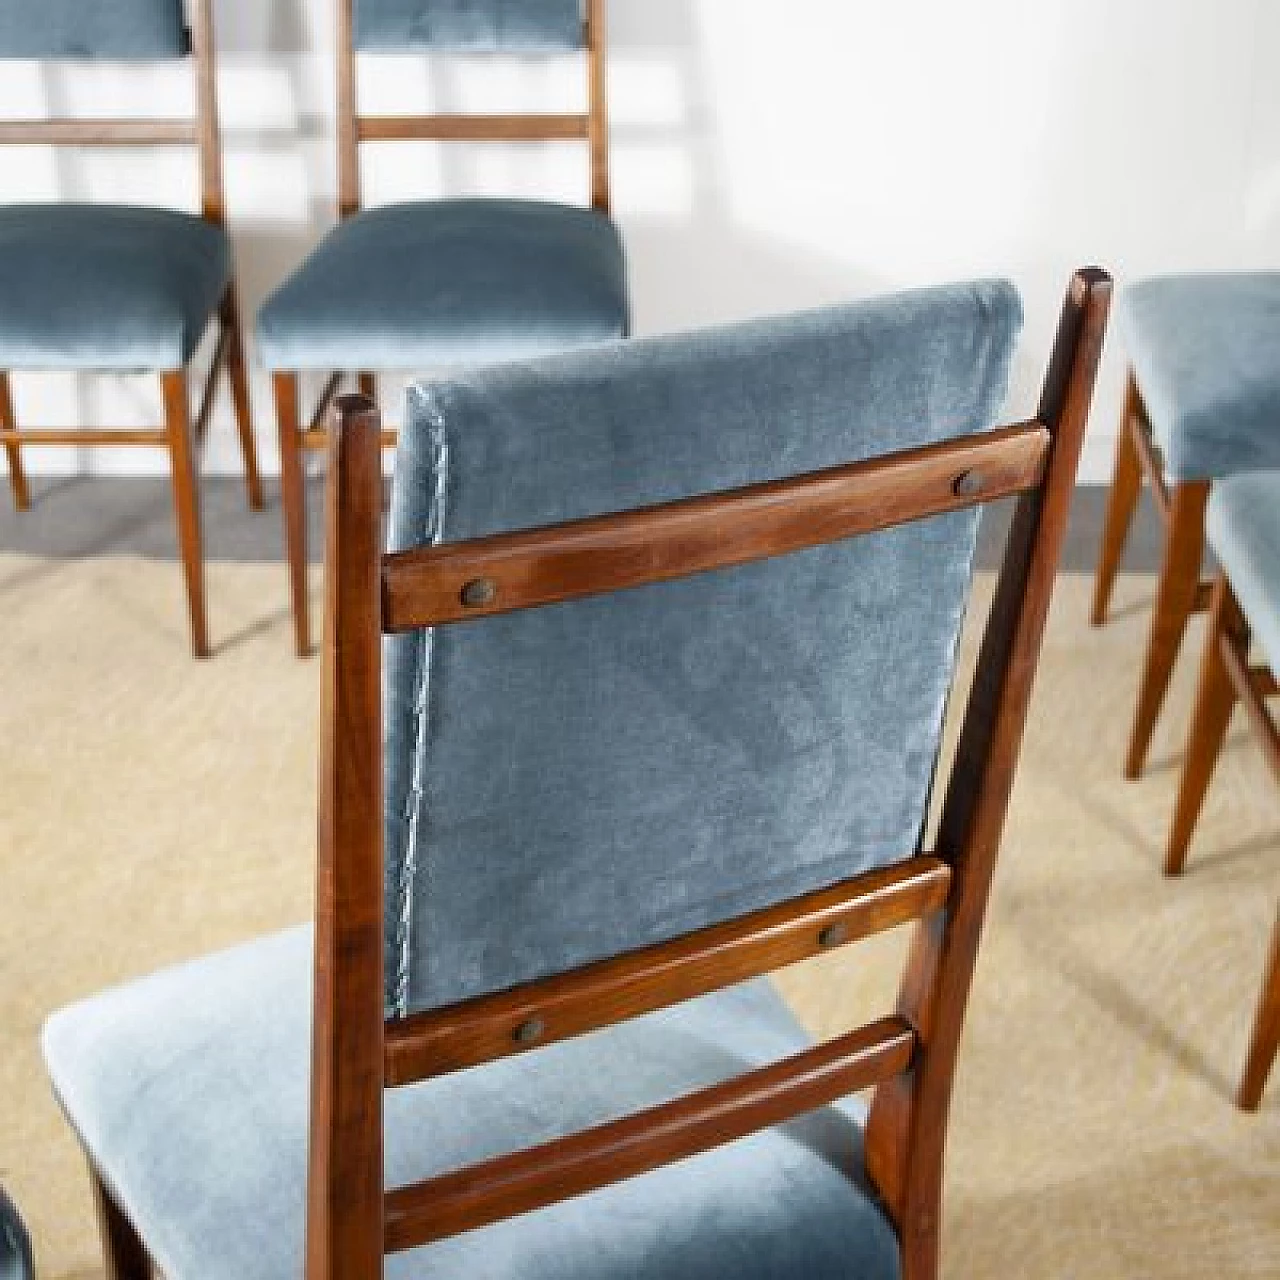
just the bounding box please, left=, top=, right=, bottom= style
left=0, top=556, right=1276, bottom=1278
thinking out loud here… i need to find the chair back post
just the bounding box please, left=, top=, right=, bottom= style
left=864, top=268, right=1112, bottom=1277
left=307, top=394, right=387, bottom=1280
left=187, top=0, right=226, bottom=225
left=586, top=0, right=610, bottom=213
left=336, top=0, right=362, bottom=219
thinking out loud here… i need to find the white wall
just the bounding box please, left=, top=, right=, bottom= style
left=4, top=0, right=1280, bottom=483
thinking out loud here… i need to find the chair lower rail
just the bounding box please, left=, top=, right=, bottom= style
left=384, top=1014, right=916, bottom=1252
left=0, top=429, right=169, bottom=446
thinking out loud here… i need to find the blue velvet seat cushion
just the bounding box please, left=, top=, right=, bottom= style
left=384, top=280, right=1020, bottom=1017
left=355, top=0, right=584, bottom=51
left=44, top=926, right=902, bottom=1280
left=0, top=0, right=188, bottom=59
left=256, top=199, right=627, bottom=372
left=1120, top=273, right=1280, bottom=480
left=0, top=205, right=229, bottom=371
left=1207, top=470, right=1280, bottom=675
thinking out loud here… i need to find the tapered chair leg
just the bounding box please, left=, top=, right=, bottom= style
left=162, top=370, right=210, bottom=659
left=0, top=371, right=30, bottom=511
left=1125, top=480, right=1209, bottom=779
left=220, top=286, right=264, bottom=511
left=1239, top=910, right=1280, bottom=1111
left=1165, top=579, right=1242, bottom=874
left=274, top=371, right=311, bottom=657
left=1091, top=375, right=1143, bottom=625
left=91, top=1168, right=152, bottom=1280
left=358, top=372, right=377, bottom=401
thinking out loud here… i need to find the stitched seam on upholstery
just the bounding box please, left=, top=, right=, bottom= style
left=393, top=392, right=450, bottom=1019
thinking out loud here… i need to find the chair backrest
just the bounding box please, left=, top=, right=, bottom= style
left=337, top=0, right=610, bottom=218
left=0, top=0, right=226, bottom=224
left=309, top=269, right=1112, bottom=1280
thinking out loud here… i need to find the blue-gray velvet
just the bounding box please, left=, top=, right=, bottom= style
left=255, top=199, right=627, bottom=373
left=1207, top=471, right=1280, bottom=676
left=44, top=925, right=902, bottom=1280
left=0, top=205, right=229, bottom=371
left=1121, top=273, right=1280, bottom=481
left=0, top=0, right=187, bottom=59
left=354, top=0, right=584, bottom=51
left=385, top=280, right=1022, bottom=1017
left=0, top=1189, right=33, bottom=1280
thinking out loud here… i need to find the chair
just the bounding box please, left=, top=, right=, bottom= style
left=43, top=269, right=1110, bottom=1280
left=0, top=1187, right=34, bottom=1280
left=1164, top=470, right=1280, bottom=1109
left=257, top=0, right=628, bottom=657
left=1090, top=274, right=1280, bottom=777
left=0, top=0, right=263, bottom=659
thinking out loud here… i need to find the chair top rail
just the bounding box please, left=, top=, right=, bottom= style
left=0, top=119, right=198, bottom=146
left=381, top=418, right=1051, bottom=634
left=356, top=113, right=590, bottom=143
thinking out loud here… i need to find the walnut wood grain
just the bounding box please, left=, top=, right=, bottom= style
left=385, top=856, right=951, bottom=1085
left=384, top=1017, right=916, bottom=1252
left=308, top=396, right=387, bottom=1280
left=382, top=422, right=1048, bottom=632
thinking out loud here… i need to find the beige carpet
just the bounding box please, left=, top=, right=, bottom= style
left=1, top=555, right=1277, bottom=1278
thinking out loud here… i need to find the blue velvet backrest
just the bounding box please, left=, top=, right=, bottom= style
left=354, top=0, right=584, bottom=52
left=0, top=0, right=188, bottom=59
left=384, top=280, right=1022, bottom=1018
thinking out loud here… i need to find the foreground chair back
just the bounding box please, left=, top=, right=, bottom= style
left=0, top=0, right=262, bottom=657
left=45, top=270, right=1109, bottom=1280
left=258, top=0, right=626, bottom=656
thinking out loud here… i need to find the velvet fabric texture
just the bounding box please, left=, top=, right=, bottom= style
left=354, top=0, right=584, bottom=51
left=1207, top=471, right=1280, bottom=675
left=255, top=199, right=627, bottom=373
left=0, top=0, right=187, bottom=59
left=384, top=279, right=1022, bottom=1017
left=0, top=205, right=229, bottom=371
left=43, top=925, right=902, bottom=1280
left=1121, top=274, right=1280, bottom=481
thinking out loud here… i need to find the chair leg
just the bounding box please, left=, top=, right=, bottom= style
left=1164, top=578, right=1241, bottom=874
left=1124, top=480, right=1209, bottom=779
left=219, top=286, right=264, bottom=511
left=1239, top=910, right=1280, bottom=1111
left=91, top=1169, right=152, bottom=1280
left=1090, top=374, right=1143, bottom=626
left=274, top=371, right=311, bottom=658
left=358, top=372, right=377, bottom=401
left=0, top=371, right=30, bottom=511
left=162, top=370, right=210, bottom=659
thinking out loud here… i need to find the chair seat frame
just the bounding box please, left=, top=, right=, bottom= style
left=0, top=0, right=263, bottom=659
left=89, top=268, right=1111, bottom=1280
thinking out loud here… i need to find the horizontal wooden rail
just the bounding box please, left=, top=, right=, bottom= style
left=193, top=328, right=232, bottom=442
left=1222, top=634, right=1280, bottom=779
left=358, top=113, right=589, bottom=143
left=385, top=856, right=950, bottom=1085
left=0, top=429, right=168, bottom=447
left=301, top=425, right=398, bottom=450
left=0, top=120, right=198, bottom=146
left=382, top=421, right=1051, bottom=632
left=384, top=1015, right=916, bottom=1251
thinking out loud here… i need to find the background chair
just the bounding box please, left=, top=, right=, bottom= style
left=0, top=0, right=262, bottom=659
left=257, top=0, right=628, bottom=657
left=1164, top=470, right=1280, bottom=1110
left=44, top=269, right=1109, bottom=1280
left=1091, top=274, right=1280, bottom=777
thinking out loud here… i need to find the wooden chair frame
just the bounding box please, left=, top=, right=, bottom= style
left=0, top=0, right=263, bottom=659
left=92, top=267, right=1110, bottom=1279
left=275, top=0, right=613, bottom=658
left=1164, top=574, right=1280, bottom=1110
left=1091, top=373, right=1213, bottom=777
